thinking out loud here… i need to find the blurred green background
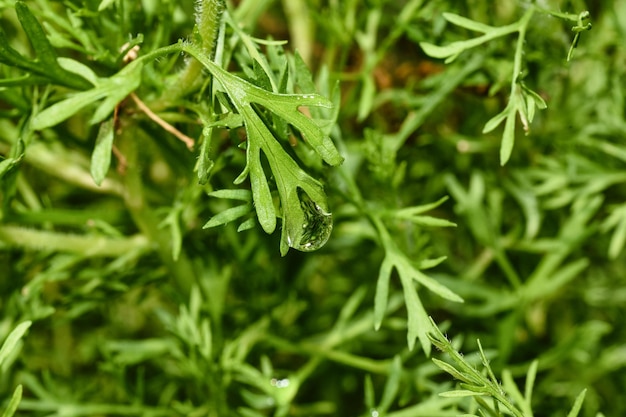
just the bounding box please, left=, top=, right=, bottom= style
left=1, top=0, right=625, bottom=416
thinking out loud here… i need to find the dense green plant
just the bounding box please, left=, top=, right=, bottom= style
left=1, top=0, right=624, bottom=416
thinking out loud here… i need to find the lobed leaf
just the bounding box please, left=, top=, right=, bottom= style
left=184, top=43, right=342, bottom=253
left=397, top=263, right=431, bottom=353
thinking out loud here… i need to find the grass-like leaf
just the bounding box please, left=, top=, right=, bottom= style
left=90, top=118, right=115, bottom=186
left=31, top=59, right=143, bottom=130
left=204, top=190, right=254, bottom=230
left=0, top=2, right=92, bottom=89
left=1, top=385, right=22, bottom=417
left=0, top=321, right=32, bottom=367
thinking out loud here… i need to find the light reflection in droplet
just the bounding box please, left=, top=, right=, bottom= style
left=270, top=378, right=290, bottom=388
left=294, top=191, right=333, bottom=252
left=370, top=409, right=379, bottom=417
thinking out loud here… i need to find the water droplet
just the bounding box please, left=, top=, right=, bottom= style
left=270, top=378, right=290, bottom=388
left=370, top=409, right=379, bottom=417
left=295, top=191, right=333, bottom=252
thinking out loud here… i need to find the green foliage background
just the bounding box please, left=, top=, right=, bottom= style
left=1, top=0, right=625, bottom=416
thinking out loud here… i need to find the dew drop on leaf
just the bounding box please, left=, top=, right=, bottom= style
left=295, top=191, right=333, bottom=252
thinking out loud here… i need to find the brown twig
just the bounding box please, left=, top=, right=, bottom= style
left=130, top=92, right=195, bottom=150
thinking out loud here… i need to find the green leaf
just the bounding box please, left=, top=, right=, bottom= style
left=203, top=204, right=253, bottom=229
left=419, top=41, right=464, bottom=60
left=159, top=205, right=184, bottom=261
left=500, top=108, right=517, bottom=165
left=602, top=205, right=626, bottom=259
left=293, top=51, right=317, bottom=95
left=358, top=75, right=376, bottom=121
left=57, top=57, right=101, bottom=86
left=412, top=268, right=464, bottom=303
left=401, top=214, right=456, bottom=227
left=364, top=374, right=376, bottom=409
left=208, top=189, right=252, bottom=201
left=0, top=321, right=32, bottom=368
left=0, top=148, right=23, bottom=179
left=502, top=369, right=528, bottom=415
left=237, top=217, right=256, bottom=232
left=417, top=256, right=448, bottom=270
left=197, top=126, right=214, bottom=184
left=1, top=385, right=22, bottom=417
left=98, top=0, right=117, bottom=11
left=523, top=86, right=548, bottom=109
left=0, top=26, right=40, bottom=72
left=482, top=106, right=510, bottom=134
left=374, top=256, right=393, bottom=330
left=443, top=13, right=495, bottom=33
left=373, top=219, right=461, bottom=353
left=439, top=389, right=486, bottom=397
left=397, top=263, right=431, bottom=353
left=524, top=360, right=538, bottom=403
left=378, top=356, right=402, bottom=413
left=185, top=45, right=343, bottom=166
left=566, top=389, right=587, bottom=417
left=32, top=88, right=108, bottom=129
left=389, top=197, right=456, bottom=227
left=244, top=131, right=277, bottom=234
left=208, top=113, right=244, bottom=128
left=31, top=59, right=143, bottom=130
left=184, top=43, right=342, bottom=253
left=15, top=1, right=59, bottom=67
left=90, top=118, right=115, bottom=186
left=7, top=2, right=92, bottom=90
left=431, top=358, right=473, bottom=384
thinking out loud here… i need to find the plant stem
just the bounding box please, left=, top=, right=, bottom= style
left=0, top=225, right=149, bottom=256
left=118, top=125, right=196, bottom=296
left=24, top=142, right=124, bottom=196
left=281, top=0, right=313, bottom=65
left=510, top=8, right=534, bottom=91
left=158, top=0, right=226, bottom=107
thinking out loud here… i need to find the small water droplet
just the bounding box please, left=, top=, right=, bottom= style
left=270, top=378, right=290, bottom=388
left=295, top=191, right=333, bottom=252
left=370, top=409, right=379, bottom=417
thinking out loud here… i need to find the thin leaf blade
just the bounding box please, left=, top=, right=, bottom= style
left=90, top=118, right=115, bottom=186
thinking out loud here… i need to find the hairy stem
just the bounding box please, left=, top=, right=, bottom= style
left=0, top=225, right=149, bottom=256
left=158, top=0, right=226, bottom=107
